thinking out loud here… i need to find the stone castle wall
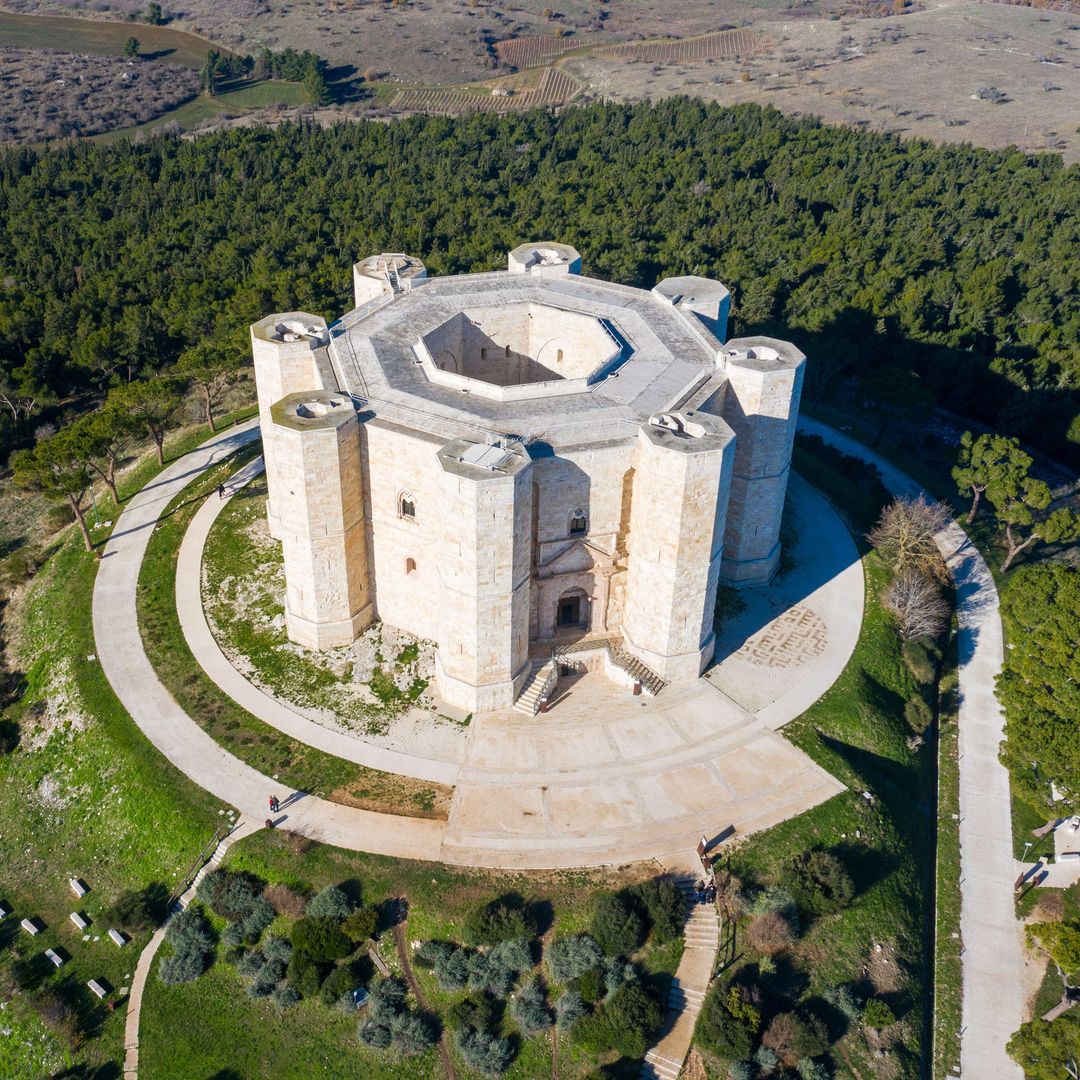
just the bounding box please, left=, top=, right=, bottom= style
left=249, top=249, right=804, bottom=712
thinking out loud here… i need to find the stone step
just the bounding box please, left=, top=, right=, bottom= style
left=513, top=661, right=556, bottom=715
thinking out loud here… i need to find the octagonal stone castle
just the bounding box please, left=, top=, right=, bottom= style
left=250, top=243, right=805, bottom=713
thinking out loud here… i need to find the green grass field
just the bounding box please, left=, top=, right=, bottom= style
left=0, top=10, right=230, bottom=68
left=138, top=828, right=675, bottom=1079
left=688, top=451, right=942, bottom=1080
left=0, top=410, right=266, bottom=1075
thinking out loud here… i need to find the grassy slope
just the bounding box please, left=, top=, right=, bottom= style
left=694, top=454, right=937, bottom=1080
left=933, top=624, right=961, bottom=1080
left=0, top=415, right=268, bottom=1075
left=139, top=827, right=671, bottom=1079
left=0, top=10, right=231, bottom=67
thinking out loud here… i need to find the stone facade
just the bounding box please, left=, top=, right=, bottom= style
left=250, top=243, right=805, bottom=712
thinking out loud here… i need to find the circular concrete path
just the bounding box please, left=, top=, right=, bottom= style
left=95, top=420, right=858, bottom=869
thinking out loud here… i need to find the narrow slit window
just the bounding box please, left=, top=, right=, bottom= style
left=400, top=493, right=416, bottom=519
left=405, top=557, right=416, bottom=574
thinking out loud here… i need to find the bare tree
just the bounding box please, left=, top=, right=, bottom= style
left=746, top=912, right=794, bottom=957
left=884, top=568, right=950, bottom=641
left=868, top=495, right=951, bottom=582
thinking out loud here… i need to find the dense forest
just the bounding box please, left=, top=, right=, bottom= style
left=0, top=100, right=1077, bottom=464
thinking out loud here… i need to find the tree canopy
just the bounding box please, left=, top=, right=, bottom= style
left=0, top=101, right=1077, bottom=464
left=998, top=563, right=1080, bottom=806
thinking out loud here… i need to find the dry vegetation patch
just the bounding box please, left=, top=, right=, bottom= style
left=0, top=46, right=199, bottom=142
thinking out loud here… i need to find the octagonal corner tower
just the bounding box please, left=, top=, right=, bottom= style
left=250, top=243, right=805, bottom=711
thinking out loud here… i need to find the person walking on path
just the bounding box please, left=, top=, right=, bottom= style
left=217, top=483, right=226, bottom=500
left=269, top=794, right=279, bottom=813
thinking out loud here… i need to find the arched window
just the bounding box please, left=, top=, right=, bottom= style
left=569, top=510, right=587, bottom=536
left=556, top=348, right=564, bottom=362
left=399, top=492, right=416, bottom=520
left=504, top=344, right=511, bottom=357
left=405, top=557, right=416, bottom=575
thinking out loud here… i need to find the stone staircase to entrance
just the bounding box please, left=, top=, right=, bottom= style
left=609, top=640, right=667, bottom=697
left=514, top=660, right=557, bottom=715
left=641, top=876, right=719, bottom=1080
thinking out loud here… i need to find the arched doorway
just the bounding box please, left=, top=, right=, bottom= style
left=555, top=587, right=590, bottom=634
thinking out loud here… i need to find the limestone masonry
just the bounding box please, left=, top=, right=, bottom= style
left=250, top=243, right=805, bottom=712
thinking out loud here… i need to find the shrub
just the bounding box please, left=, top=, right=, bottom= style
left=488, top=937, right=532, bottom=974
left=107, top=887, right=163, bottom=932
left=342, top=906, right=378, bottom=943
left=237, top=949, right=267, bottom=977
left=467, top=949, right=515, bottom=997
left=291, top=917, right=352, bottom=963
left=728, top=1064, right=753, bottom=1080
left=359, top=1019, right=393, bottom=1049
left=247, top=966, right=279, bottom=998
left=221, top=922, right=245, bottom=948
left=456, top=1027, right=515, bottom=1076
left=602, top=982, right=664, bottom=1058
left=556, top=989, right=586, bottom=1030
left=263, top=935, right=292, bottom=964
left=591, top=893, right=645, bottom=957
left=321, top=963, right=362, bottom=1005
left=798, top=1059, right=830, bottom=1080
left=158, top=948, right=206, bottom=984
left=761, top=1011, right=828, bottom=1067
left=196, top=869, right=262, bottom=921
left=546, top=934, right=602, bottom=983
left=748, top=885, right=799, bottom=923
left=904, top=695, right=933, bottom=732
left=392, top=1011, right=438, bottom=1055
left=824, top=983, right=862, bottom=1021
left=286, top=953, right=326, bottom=997
left=433, top=947, right=470, bottom=991
left=577, top=966, right=603, bottom=1003
left=631, top=878, right=685, bottom=943
left=306, top=884, right=356, bottom=922
left=754, top=1045, right=779, bottom=1072
left=240, top=896, right=275, bottom=943
left=783, top=850, right=855, bottom=916
left=696, top=984, right=759, bottom=1060
left=265, top=882, right=307, bottom=918
left=165, top=908, right=214, bottom=956
left=746, top=912, right=794, bottom=957
left=863, top=998, right=896, bottom=1029
left=273, top=984, right=300, bottom=1009
left=369, top=976, right=407, bottom=1021
left=604, top=957, right=636, bottom=997
left=416, top=940, right=456, bottom=967
left=511, top=979, right=552, bottom=1034
left=464, top=894, right=536, bottom=945
left=447, top=993, right=497, bottom=1032
left=901, top=638, right=939, bottom=684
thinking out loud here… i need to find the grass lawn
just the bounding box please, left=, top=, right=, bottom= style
left=933, top=623, right=962, bottom=1080
left=689, top=450, right=940, bottom=1080
left=0, top=411, right=268, bottom=1075
left=138, top=827, right=676, bottom=1079
left=136, top=449, right=451, bottom=816
left=0, top=10, right=231, bottom=68
left=216, top=78, right=310, bottom=108
left=202, top=473, right=437, bottom=739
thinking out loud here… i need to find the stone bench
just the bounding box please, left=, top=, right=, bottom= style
left=0, top=902, right=9, bottom=920
left=87, top=979, right=107, bottom=1000
left=20, top=917, right=42, bottom=936
left=44, top=948, right=64, bottom=968
left=69, top=878, right=90, bottom=898
left=108, top=928, right=128, bottom=947
left=70, top=912, right=90, bottom=931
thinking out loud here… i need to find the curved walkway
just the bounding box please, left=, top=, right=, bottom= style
left=177, top=446, right=861, bottom=867
left=798, top=416, right=1023, bottom=1080
left=95, top=419, right=854, bottom=870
